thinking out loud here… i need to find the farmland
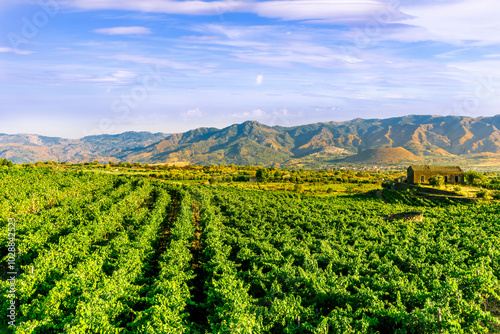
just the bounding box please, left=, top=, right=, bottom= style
left=1, top=167, right=499, bottom=333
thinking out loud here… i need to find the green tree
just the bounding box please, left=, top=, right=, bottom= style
left=256, top=168, right=271, bottom=182
left=465, top=170, right=485, bottom=185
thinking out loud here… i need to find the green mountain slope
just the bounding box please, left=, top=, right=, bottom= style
left=1, top=115, right=500, bottom=165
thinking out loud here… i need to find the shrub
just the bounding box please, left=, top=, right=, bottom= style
left=476, top=190, right=490, bottom=199
left=429, top=175, right=445, bottom=187
left=465, top=170, right=485, bottom=184
left=381, top=182, right=391, bottom=189
left=293, top=184, right=304, bottom=193
left=472, top=178, right=484, bottom=187
left=492, top=190, right=500, bottom=200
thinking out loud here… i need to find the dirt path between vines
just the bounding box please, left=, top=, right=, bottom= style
left=187, top=199, right=209, bottom=330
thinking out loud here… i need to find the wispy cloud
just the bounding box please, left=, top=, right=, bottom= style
left=0, top=47, right=34, bottom=55
left=181, top=35, right=220, bottom=41
left=100, top=54, right=199, bottom=70
left=435, top=49, right=469, bottom=59
left=252, top=0, right=411, bottom=24
left=187, top=24, right=363, bottom=68
left=83, top=71, right=138, bottom=84
left=68, top=0, right=248, bottom=15
left=93, top=26, right=152, bottom=35
left=69, top=0, right=411, bottom=25
left=448, top=60, right=500, bottom=77
left=227, top=108, right=290, bottom=120
left=403, top=0, right=500, bottom=45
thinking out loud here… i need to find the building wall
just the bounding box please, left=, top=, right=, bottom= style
left=408, top=170, right=464, bottom=184
left=408, top=170, right=415, bottom=183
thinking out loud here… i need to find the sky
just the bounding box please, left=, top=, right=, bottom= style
left=1, top=0, right=500, bottom=138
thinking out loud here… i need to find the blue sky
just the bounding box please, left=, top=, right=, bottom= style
left=1, top=0, right=500, bottom=138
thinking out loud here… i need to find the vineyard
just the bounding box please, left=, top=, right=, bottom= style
left=1, top=168, right=499, bottom=333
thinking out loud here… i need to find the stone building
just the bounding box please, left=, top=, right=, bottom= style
left=394, top=176, right=407, bottom=183
left=407, top=165, right=464, bottom=184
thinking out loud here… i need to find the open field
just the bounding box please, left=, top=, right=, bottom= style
left=1, top=167, right=499, bottom=333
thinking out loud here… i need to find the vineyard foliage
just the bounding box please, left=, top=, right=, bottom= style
left=0, top=168, right=499, bottom=333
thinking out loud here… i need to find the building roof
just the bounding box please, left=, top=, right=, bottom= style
left=408, top=165, right=463, bottom=173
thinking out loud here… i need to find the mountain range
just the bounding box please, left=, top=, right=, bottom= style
left=1, top=115, right=500, bottom=166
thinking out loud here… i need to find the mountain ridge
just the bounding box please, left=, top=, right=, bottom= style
left=1, top=115, right=500, bottom=166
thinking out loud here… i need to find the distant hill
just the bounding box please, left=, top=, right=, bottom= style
left=1, top=115, right=500, bottom=166
left=0, top=132, right=169, bottom=163
left=344, top=147, right=421, bottom=164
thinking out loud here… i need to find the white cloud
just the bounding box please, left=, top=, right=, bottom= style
left=447, top=60, right=500, bottom=78
left=253, top=0, right=411, bottom=24
left=403, top=0, right=500, bottom=45
left=315, top=106, right=342, bottom=112
left=0, top=47, right=34, bottom=55
left=256, top=74, right=263, bottom=85
left=101, top=54, right=199, bottom=70
left=68, top=0, right=410, bottom=24
left=384, top=94, right=405, bottom=99
left=228, top=109, right=265, bottom=119
left=83, top=71, right=138, bottom=84
left=228, top=108, right=291, bottom=120
left=68, top=0, right=249, bottom=15
left=189, top=24, right=363, bottom=68
left=182, top=108, right=203, bottom=119
left=233, top=48, right=362, bottom=68
left=181, top=35, right=220, bottom=41
left=93, top=26, right=152, bottom=35
left=111, top=71, right=138, bottom=80
left=435, top=48, right=469, bottom=59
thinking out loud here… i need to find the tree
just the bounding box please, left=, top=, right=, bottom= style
left=429, top=175, right=445, bottom=187
left=256, top=168, right=271, bottom=182
left=1, top=159, right=13, bottom=167
left=465, top=170, right=485, bottom=185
